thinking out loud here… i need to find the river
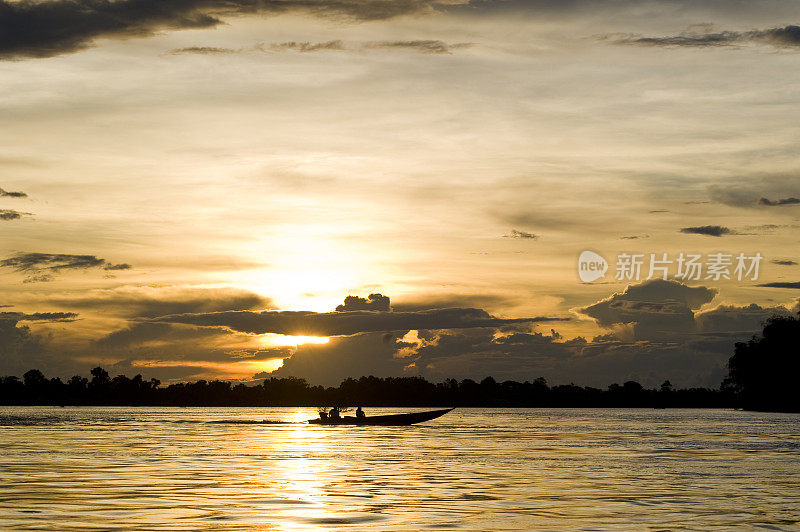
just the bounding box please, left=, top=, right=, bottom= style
left=1, top=407, right=797, bottom=530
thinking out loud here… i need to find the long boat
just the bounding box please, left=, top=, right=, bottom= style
left=307, top=407, right=454, bottom=426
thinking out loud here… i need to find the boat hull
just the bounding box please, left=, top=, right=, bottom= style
left=308, top=408, right=453, bottom=426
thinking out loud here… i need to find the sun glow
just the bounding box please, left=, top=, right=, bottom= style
left=231, top=229, right=390, bottom=312
left=131, top=358, right=285, bottom=380
left=259, top=334, right=330, bottom=347
left=237, top=266, right=361, bottom=312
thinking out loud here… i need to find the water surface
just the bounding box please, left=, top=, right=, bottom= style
left=1, top=407, right=798, bottom=530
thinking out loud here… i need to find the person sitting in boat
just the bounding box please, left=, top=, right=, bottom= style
left=318, top=410, right=328, bottom=420
left=356, top=406, right=365, bottom=419
left=329, top=406, right=341, bottom=420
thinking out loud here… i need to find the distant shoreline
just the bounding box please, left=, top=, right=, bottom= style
left=4, top=369, right=797, bottom=412
left=2, top=405, right=798, bottom=414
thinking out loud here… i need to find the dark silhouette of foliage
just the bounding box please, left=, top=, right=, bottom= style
left=0, top=367, right=734, bottom=408
left=722, top=313, right=800, bottom=412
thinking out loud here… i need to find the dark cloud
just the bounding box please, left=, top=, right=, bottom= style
left=0, top=0, right=219, bottom=59
left=169, top=39, right=470, bottom=55
left=694, top=303, right=793, bottom=334
left=412, top=327, right=575, bottom=365
left=87, top=322, right=289, bottom=381
left=96, top=322, right=230, bottom=348
left=409, top=329, right=660, bottom=386
left=679, top=225, right=731, bottom=237
left=751, top=25, right=800, bottom=47
left=392, top=293, right=515, bottom=312
left=335, top=293, right=391, bottom=311
left=167, top=46, right=241, bottom=55
left=3, top=282, right=793, bottom=387
left=504, top=229, right=538, bottom=239
left=758, top=281, right=800, bottom=289
left=578, top=279, right=716, bottom=340
left=47, top=287, right=271, bottom=318
left=392, top=280, right=781, bottom=386
left=578, top=279, right=791, bottom=343
left=620, top=234, right=649, bottom=240
left=272, top=332, right=409, bottom=384
left=364, top=40, right=473, bottom=54
left=23, top=273, right=55, bottom=284
left=103, top=360, right=221, bottom=383
left=771, top=259, right=798, bottom=266
left=745, top=224, right=785, bottom=232
left=152, top=293, right=564, bottom=336
left=449, top=0, right=799, bottom=17
left=278, top=324, right=727, bottom=388
left=152, top=306, right=564, bottom=337
left=0, top=209, right=32, bottom=221
left=0, top=310, right=90, bottom=376
left=605, top=25, right=800, bottom=50
left=0, top=252, right=132, bottom=282
left=274, top=282, right=786, bottom=387
left=168, top=41, right=344, bottom=56
left=0, top=311, right=78, bottom=323
left=272, top=310, right=764, bottom=388
left=0, top=187, right=27, bottom=198
left=0, top=0, right=450, bottom=60
left=0, top=317, right=46, bottom=376
left=265, top=40, right=345, bottom=52
left=103, top=263, right=133, bottom=271
left=709, top=178, right=800, bottom=208
left=2, top=252, right=104, bottom=271
left=280, top=327, right=566, bottom=386
left=759, top=196, right=800, bottom=206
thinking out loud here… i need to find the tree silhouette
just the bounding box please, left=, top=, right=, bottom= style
left=0, top=367, right=737, bottom=407
left=723, top=313, right=800, bottom=412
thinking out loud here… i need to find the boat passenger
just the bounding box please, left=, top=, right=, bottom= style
left=319, top=410, right=328, bottom=420
left=329, top=406, right=341, bottom=420
left=356, top=406, right=365, bottom=419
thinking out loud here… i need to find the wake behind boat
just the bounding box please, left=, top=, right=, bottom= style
left=308, top=408, right=454, bottom=426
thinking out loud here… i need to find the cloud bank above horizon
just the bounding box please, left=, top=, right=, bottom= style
left=1, top=0, right=799, bottom=386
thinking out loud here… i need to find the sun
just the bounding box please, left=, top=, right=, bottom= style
left=228, top=227, right=392, bottom=312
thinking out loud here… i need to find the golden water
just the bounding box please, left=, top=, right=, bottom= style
left=1, top=407, right=798, bottom=530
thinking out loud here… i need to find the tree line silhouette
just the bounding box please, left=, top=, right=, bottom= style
left=0, top=369, right=728, bottom=408
left=1, top=313, right=796, bottom=410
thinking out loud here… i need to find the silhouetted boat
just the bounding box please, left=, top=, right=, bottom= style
left=308, top=408, right=454, bottom=426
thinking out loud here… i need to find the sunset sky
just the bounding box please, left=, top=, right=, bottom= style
left=1, top=0, right=799, bottom=387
